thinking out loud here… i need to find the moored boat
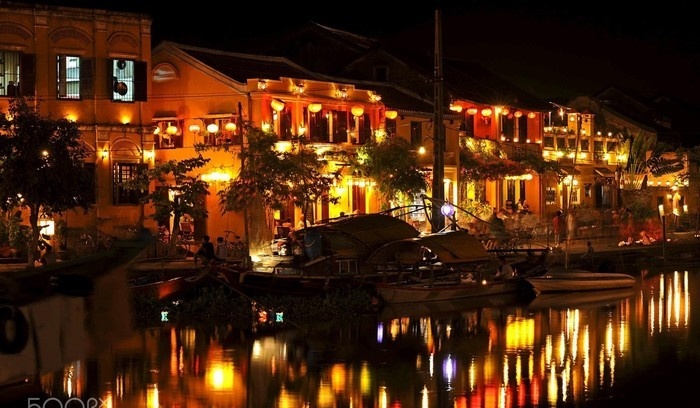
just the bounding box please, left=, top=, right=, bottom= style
left=524, top=267, right=636, bottom=295
left=376, top=276, right=529, bottom=304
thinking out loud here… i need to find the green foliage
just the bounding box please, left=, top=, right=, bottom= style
left=122, top=155, right=211, bottom=254
left=352, top=135, right=428, bottom=206
left=0, top=98, right=91, bottom=264
left=618, top=129, right=682, bottom=190
left=281, top=136, right=340, bottom=216
left=217, top=127, right=340, bottom=216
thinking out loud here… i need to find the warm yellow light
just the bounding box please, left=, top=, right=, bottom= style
left=153, top=126, right=160, bottom=135
left=418, top=146, right=426, bottom=155
left=514, top=111, right=523, bottom=118
left=527, top=112, right=536, bottom=119
left=467, top=107, right=478, bottom=115
left=65, top=113, right=77, bottom=122
left=275, top=140, right=292, bottom=153
left=101, top=148, right=108, bottom=160
left=206, top=123, right=219, bottom=133
left=189, top=124, right=201, bottom=133
left=271, top=99, right=286, bottom=112
left=224, top=122, right=236, bottom=132
left=308, top=103, right=323, bottom=113
left=351, top=105, right=365, bottom=117
left=166, top=124, right=178, bottom=135
left=38, top=218, right=55, bottom=236
left=385, top=110, right=398, bottom=120
left=501, top=108, right=509, bottom=115
left=481, top=107, right=492, bottom=117
left=298, top=124, right=306, bottom=135
left=449, top=103, right=463, bottom=113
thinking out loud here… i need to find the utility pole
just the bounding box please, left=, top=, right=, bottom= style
left=431, top=8, right=446, bottom=232
left=238, top=101, right=252, bottom=268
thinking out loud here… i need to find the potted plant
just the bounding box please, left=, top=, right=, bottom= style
left=54, top=219, right=69, bottom=260
left=7, top=217, right=30, bottom=258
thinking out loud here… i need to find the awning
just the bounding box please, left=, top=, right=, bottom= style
left=594, top=167, right=616, bottom=177
left=561, top=166, right=581, bottom=175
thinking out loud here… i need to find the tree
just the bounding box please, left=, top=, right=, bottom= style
left=618, top=129, right=683, bottom=190
left=352, top=135, right=428, bottom=209
left=282, top=136, right=340, bottom=220
left=217, top=125, right=339, bottom=254
left=0, top=98, right=91, bottom=265
left=122, top=155, right=211, bottom=256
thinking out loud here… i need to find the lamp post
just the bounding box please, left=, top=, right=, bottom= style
left=441, top=201, right=456, bottom=231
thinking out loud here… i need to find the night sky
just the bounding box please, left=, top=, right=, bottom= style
left=11, top=0, right=700, bottom=104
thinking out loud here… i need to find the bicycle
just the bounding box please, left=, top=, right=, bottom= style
left=74, top=228, right=114, bottom=256
left=224, top=230, right=247, bottom=258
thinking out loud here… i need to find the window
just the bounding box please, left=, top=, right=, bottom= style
left=331, top=110, right=348, bottom=143
left=113, top=163, right=147, bottom=205
left=57, top=55, right=80, bottom=99
left=580, top=139, right=589, bottom=152
left=307, top=108, right=329, bottom=142
left=110, top=59, right=147, bottom=102
left=410, top=122, right=422, bottom=146
left=544, top=136, right=554, bottom=148
left=545, top=187, right=556, bottom=205
left=0, top=51, right=26, bottom=97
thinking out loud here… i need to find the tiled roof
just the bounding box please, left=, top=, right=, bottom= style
left=160, top=41, right=321, bottom=84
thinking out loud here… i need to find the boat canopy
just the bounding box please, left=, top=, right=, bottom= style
left=305, top=214, right=420, bottom=259
left=367, top=230, right=492, bottom=266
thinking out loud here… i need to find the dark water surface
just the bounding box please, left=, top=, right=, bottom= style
left=3, top=263, right=700, bottom=407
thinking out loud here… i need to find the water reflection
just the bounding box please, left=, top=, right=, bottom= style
left=13, top=268, right=700, bottom=407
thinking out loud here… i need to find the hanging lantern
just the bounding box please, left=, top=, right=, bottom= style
left=308, top=103, right=323, bottom=113
left=514, top=111, right=523, bottom=118
left=271, top=99, right=286, bottom=112
left=385, top=110, right=398, bottom=120
left=351, top=105, right=365, bottom=117
left=206, top=123, right=219, bottom=133
left=166, top=124, right=178, bottom=135
left=188, top=124, right=201, bottom=134
left=527, top=112, right=536, bottom=119
left=481, top=108, right=492, bottom=117
left=466, top=107, right=478, bottom=115
left=224, top=122, right=236, bottom=132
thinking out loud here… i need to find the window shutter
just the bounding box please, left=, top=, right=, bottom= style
left=107, top=58, right=115, bottom=99
left=20, top=53, right=35, bottom=96
left=134, top=61, right=147, bottom=101
left=81, top=58, right=94, bottom=99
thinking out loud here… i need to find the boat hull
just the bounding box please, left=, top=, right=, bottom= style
left=376, top=278, right=528, bottom=304
left=525, top=270, right=636, bottom=295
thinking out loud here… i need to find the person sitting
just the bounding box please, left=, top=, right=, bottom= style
left=215, top=236, right=228, bottom=260
left=35, top=239, right=56, bottom=267
left=494, top=256, right=515, bottom=280
left=638, top=230, right=655, bottom=245
left=194, top=235, right=223, bottom=268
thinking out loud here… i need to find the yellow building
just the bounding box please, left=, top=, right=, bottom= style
left=0, top=3, right=152, bottom=242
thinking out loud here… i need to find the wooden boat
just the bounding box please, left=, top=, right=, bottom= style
left=524, top=267, right=636, bottom=295
left=375, top=276, right=529, bottom=304
left=527, top=287, right=635, bottom=310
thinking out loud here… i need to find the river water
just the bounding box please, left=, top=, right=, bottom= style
left=4, top=263, right=700, bottom=407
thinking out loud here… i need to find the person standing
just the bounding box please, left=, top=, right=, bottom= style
left=552, top=210, right=563, bottom=247
left=297, top=214, right=311, bottom=230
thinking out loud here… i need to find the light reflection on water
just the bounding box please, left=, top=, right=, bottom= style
left=12, top=267, right=700, bottom=407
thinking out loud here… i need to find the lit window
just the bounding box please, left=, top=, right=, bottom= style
left=112, top=59, right=135, bottom=102
left=57, top=55, right=81, bottom=99
left=0, top=50, right=21, bottom=97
